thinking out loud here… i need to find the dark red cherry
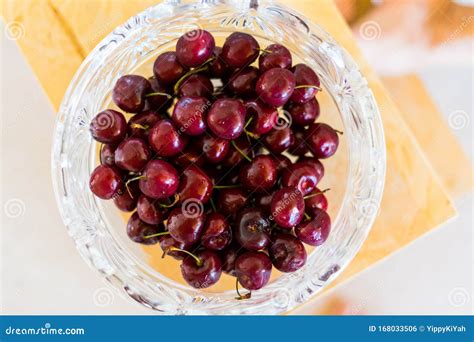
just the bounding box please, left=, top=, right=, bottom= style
left=273, top=154, right=292, bottom=174
left=282, top=161, right=321, bottom=195
left=228, top=66, right=259, bottom=97
left=218, top=188, right=247, bottom=215
left=89, top=165, right=123, bottom=200
left=146, top=77, right=173, bottom=111
left=259, top=44, right=292, bottom=72
left=289, top=127, right=310, bottom=156
left=291, top=63, right=320, bottom=104
left=235, top=208, right=271, bottom=251
left=223, top=136, right=253, bottom=167
left=263, top=127, right=293, bottom=154
left=159, top=235, right=193, bottom=260
left=100, top=144, right=117, bottom=166
left=167, top=207, right=206, bottom=245
left=90, top=110, right=127, bottom=144
left=295, top=208, right=331, bottom=246
left=207, top=98, right=246, bottom=140
left=245, top=100, right=278, bottom=136
left=126, top=212, right=161, bottom=245
left=235, top=251, right=272, bottom=290
left=269, top=233, right=307, bottom=272
left=270, top=187, right=304, bottom=229
left=305, top=123, right=339, bottom=159
left=181, top=249, right=222, bottom=289
left=198, top=134, right=230, bottom=163
left=112, top=75, right=150, bottom=113
left=201, top=213, right=232, bottom=250
left=139, top=160, right=179, bottom=199
left=176, top=29, right=215, bottom=68
left=127, top=109, right=161, bottom=140
left=305, top=187, right=328, bottom=215
left=254, top=192, right=273, bottom=213
left=174, top=147, right=205, bottom=168
left=148, top=119, right=188, bottom=157
left=286, top=98, right=320, bottom=126
left=178, top=74, right=214, bottom=98
left=113, top=181, right=140, bottom=212
left=221, top=32, right=259, bottom=69
left=114, top=138, right=151, bottom=172
left=297, top=157, right=325, bottom=181
left=256, top=68, right=295, bottom=107
left=220, top=246, right=241, bottom=276
left=177, top=165, right=213, bottom=204
left=208, top=47, right=229, bottom=78
left=136, top=195, right=162, bottom=225
left=239, top=155, right=277, bottom=193
left=172, top=97, right=209, bottom=136
left=153, top=51, right=188, bottom=85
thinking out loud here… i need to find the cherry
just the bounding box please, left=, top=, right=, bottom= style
left=167, top=206, right=206, bottom=245
left=254, top=192, right=273, bottom=213
left=172, top=97, right=209, bottom=136
left=201, top=213, right=232, bottom=250
left=89, top=165, right=123, bottom=200
left=217, top=188, right=247, bottom=215
left=177, top=165, right=213, bottom=204
left=207, top=98, right=246, bottom=140
left=273, top=154, right=291, bottom=174
left=245, top=100, right=278, bottom=137
left=114, top=138, right=151, bottom=172
left=228, top=66, right=259, bottom=97
left=270, top=187, right=304, bottom=229
left=259, top=44, right=292, bottom=72
left=297, top=157, right=325, bottom=181
left=220, top=246, right=241, bottom=276
left=100, top=144, right=116, bottom=166
left=90, top=110, right=127, bottom=144
left=148, top=119, right=188, bottom=157
left=208, top=47, right=229, bottom=78
left=235, top=251, right=272, bottom=290
left=289, top=127, right=310, bottom=156
left=305, top=187, right=329, bottom=214
left=286, top=98, right=320, bottom=126
left=256, top=68, right=295, bottom=107
left=281, top=161, right=321, bottom=195
left=159, top=235, right=193, bottom=260
left=263, top=127, right=293, bottom=154
left=112, top=75, right=150, bottom=113
left=295, top=208, right=331, bottom=246
left=139, top=160, right=179, bottom=199
left=126, top=212, right=161, bottom=245
left=176, top=29, right=215, bottom=68
left=235, top=208, right=271, bottom=251
left=239, top=155, right=277, bottom=192
left=174, top=147, right=205, bottom=168
left=127, top=109, right=161, bottom=140
left=222, top=136, right=253, bottom=167
left=198, top=134, right=230, bottom=163
left=181, top=249, right=222, bottom=289
left=269, top=232, right=307, bottom=272
left=221, top=32, right=259, bottom=69
left=291, top=63, right=320, bottom=104
left=178, top=74, right=214, bottom=98
left=113, top=182, right=140, bottom=212
left=146, top=77, right=173, bottom=111
left=153, top=51, right=188, bottom=85
left=136, top=195, right=162, bottom=225
left=305, top=123, right=339, bottom=159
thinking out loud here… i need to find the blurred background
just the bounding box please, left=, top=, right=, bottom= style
left=1, top=0, right=473, bottom=315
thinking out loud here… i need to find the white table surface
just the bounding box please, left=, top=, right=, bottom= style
left=1, top=21, right=472, bottom=315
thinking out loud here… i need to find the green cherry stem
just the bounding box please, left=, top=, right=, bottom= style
left=304, top=212, right=311, bottom=221
left=145, top=92, right=172, bottom=99
left=235, top=278, right=251, bottom=300
left=167, top=247, right=203, bottom=266
left=231, top=140, right=252, bottom=162
left=210, top=197, right=217, bottom=212
left=214, top=184, right=242, bottom=189
left=173, top=57, right=216, bottom=94
left=125, top=175, right=146, bottom=197
left=158, top=194, right=180, bottom=208
left=143, top=231, right=170, bottom=239
left=303, top=188, right=330, bottom=200
left=294, top=84, right=322, bottom=91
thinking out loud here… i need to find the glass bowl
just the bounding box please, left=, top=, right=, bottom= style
left=51, top=0, right=386, bottom=315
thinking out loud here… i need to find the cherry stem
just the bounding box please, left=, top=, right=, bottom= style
left=294, top=84, right=322, bottom=91
left=210, top=197, right=217, bottom=212
left=304, top=212, right=311, bottom=221
left=259, top=48, right=271, bottom=54
left=235, top=278, right=251, bottom=300
left=244, top=116, right=254, bottom=129
left=130, top=123, right=148, bottom=130
left=143, top=231, right=170, bottom=239
left=334, top=129, right=344, bottom=135
left=125, top=175, right=145, bottom=198
left=159, top=194, right=180, bottom=208
left=168, top=247, right=203, bottom=266
left=214, top=184, right=241, bottom=189
left=173, top=57, right=216, bottom=94
left=303, top=188, right=331, bottom=199
left=231, top=140, right=252, bottom=162
left=145, top=92, right=172, bottom=99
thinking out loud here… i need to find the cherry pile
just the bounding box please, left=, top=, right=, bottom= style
left=89, top=29, right=340, bottom=296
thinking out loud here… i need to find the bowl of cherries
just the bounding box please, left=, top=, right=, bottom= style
left=52, top=0, right=385, bottom=315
